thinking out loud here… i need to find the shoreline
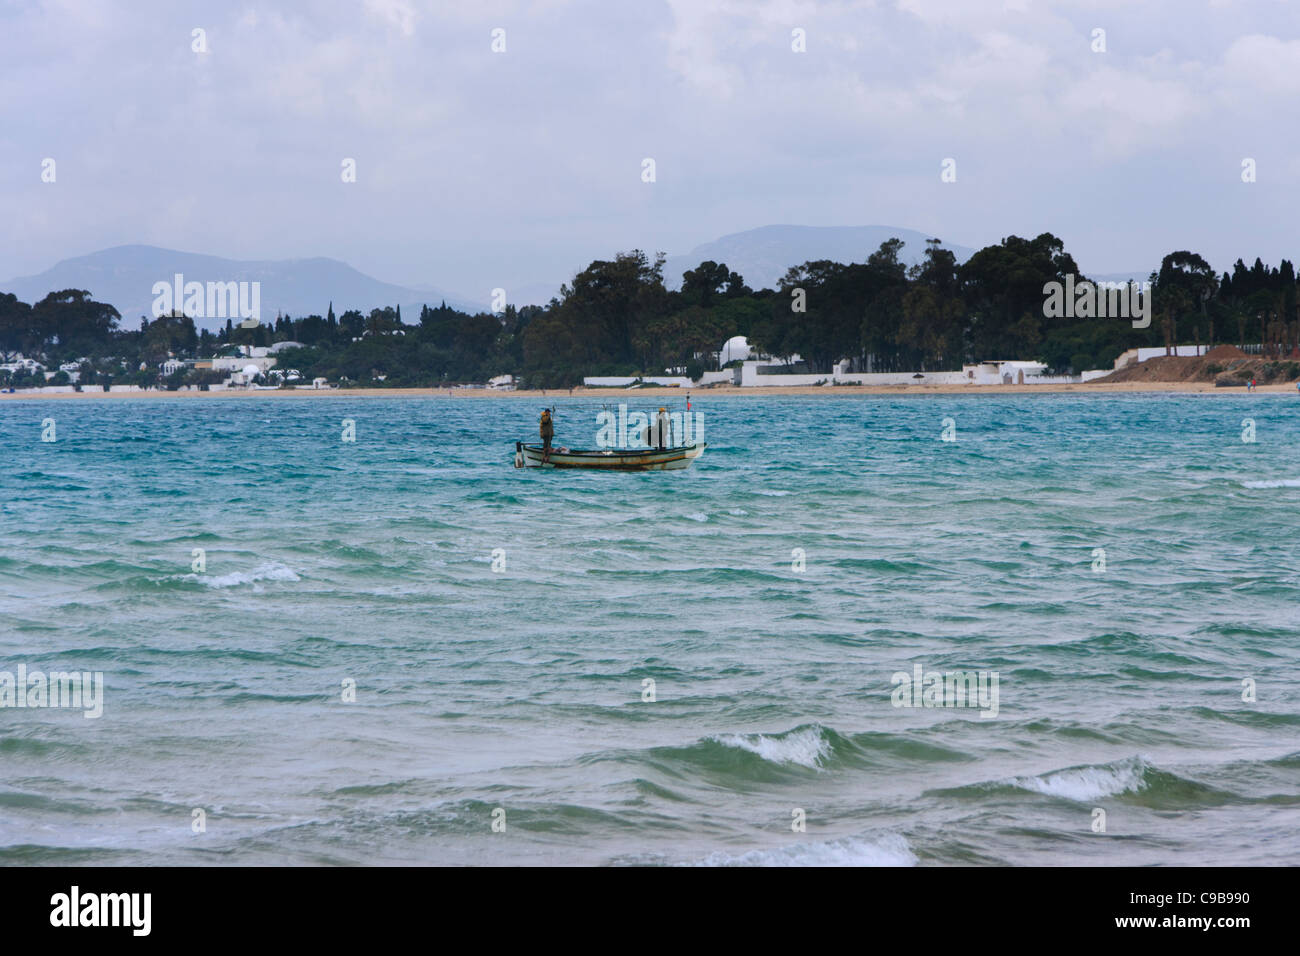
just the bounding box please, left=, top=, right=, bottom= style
left=2, top=381, right=1298, bottom=399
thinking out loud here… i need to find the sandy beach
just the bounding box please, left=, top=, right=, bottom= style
left=3, top=381, right=1297, bottom=399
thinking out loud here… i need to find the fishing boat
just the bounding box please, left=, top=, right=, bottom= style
left=514, top=441, right=706, bottom=471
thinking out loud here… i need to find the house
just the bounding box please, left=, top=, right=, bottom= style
left=210, top=355, right=277, bottom=373
left=228, top=364, right=265, bottom=386
left=0, top=356, right=45, bottom=374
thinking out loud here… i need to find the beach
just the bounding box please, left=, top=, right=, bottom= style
left=3, top=380, right=1297, bottom=400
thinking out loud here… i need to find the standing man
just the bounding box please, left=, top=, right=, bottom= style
left=540, top=408, right=554, bottom=463
left=654, top=406, right=672, bottom=450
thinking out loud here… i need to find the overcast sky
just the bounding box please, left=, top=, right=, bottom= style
left=2, top=0, right=1298, bottom=299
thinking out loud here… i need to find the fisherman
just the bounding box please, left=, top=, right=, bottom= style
left=654, top=406, right=671, bottom=450
left=539, top=408, right=554, bottom=462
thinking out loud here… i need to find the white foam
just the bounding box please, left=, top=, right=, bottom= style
left=686, top=512, right=708, bottom=522
left=1007, top=757, right=1147, bottom=801
left=713, top=726, right=831, bottom=769
left=693, top=834, right=917, bottom=867
left=192, top=562, right=302, bottom=589
left=755, top=489, right=792, bottom=496
left=1242, top=479, right=1300, bottom=489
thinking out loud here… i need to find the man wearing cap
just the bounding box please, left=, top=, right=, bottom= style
left=654, top=406, right=672, bottom=450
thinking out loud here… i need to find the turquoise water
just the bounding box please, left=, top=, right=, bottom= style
left=1, top=394, right=1298, bottom=866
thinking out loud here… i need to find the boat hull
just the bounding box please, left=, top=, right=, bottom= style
left=515, top=442, right=706, bottom=471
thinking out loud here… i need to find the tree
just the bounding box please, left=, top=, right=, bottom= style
left=961, top=233, right=1078, bottom=360
left=141, top=311, right=198, bottom=362
left=30, top=289, right=120, bottom=357
left=681, top=261, right=747, bottom=307
left=523, top=250, right=671, bottom=382
left=0, top=292, right=33, bottom=356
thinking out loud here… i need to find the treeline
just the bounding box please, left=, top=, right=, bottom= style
left=252, top=302, right=532, bottom=386
left=4, top=233, right=1300, bottom=389
left=516, top=236, right=1300, bottom=384
left=0, top=293, right=535, bottom=388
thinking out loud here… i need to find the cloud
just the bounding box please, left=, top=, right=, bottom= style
left=1, top=0, right=1298, bottom=293
left=1221, top=33, right=1300, bottom=94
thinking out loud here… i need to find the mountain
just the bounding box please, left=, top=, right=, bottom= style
left=0, top=245, right=480, bottom=332
left=660, top=224, right=979, bottom=291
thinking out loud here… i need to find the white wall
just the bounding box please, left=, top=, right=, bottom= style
left=740, top=362, right=972, bottom=386
left=1136, top=346, right=1209, bottom=361
left=698, top=369, right=738, bottom=386
left=583, top=376, right=693, bottom=388
left=211, top=357, right=277, bottom=372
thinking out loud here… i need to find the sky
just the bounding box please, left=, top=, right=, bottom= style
left=2, top=0, right=1298, bottom=300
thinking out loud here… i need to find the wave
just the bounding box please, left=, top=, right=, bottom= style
left=711, top=726, right=832, bottom=769
left=1241, top=478, right=1300, bottom=488
left=595, top=724, right=975, bottom=790
left=931, top=756, right=1240, bottom=808
left=0, top=736, right=86, bottom=758
left=188, top=562, right=301, bottom=589
left=1007, top=756, right=1149, bottom=801
left=691, top=834, right=916, bottom=867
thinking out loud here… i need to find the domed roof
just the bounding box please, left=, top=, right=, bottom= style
left=720, top=335, right=751, bottom=363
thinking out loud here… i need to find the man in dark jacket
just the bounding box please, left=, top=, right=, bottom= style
left=540, top=408, right=554, bottom=462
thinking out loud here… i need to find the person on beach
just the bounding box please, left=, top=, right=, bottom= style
left=539, top=408, right=554, bottom=462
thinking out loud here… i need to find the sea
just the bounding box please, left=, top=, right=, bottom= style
left=1, top=393, right=1297, bottom=866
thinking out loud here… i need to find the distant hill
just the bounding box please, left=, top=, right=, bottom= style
left=660, top=224, right=979, bottom=291
left=0, top=245, right=480, bottom=332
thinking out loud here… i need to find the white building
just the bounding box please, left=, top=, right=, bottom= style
left=718, top=335, right=753, bottom=365
left=0, top=356, right=44, bottom=374
left=229, top=363, right=264, bottom=386
left=210, top=355, right=276, bottom=373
